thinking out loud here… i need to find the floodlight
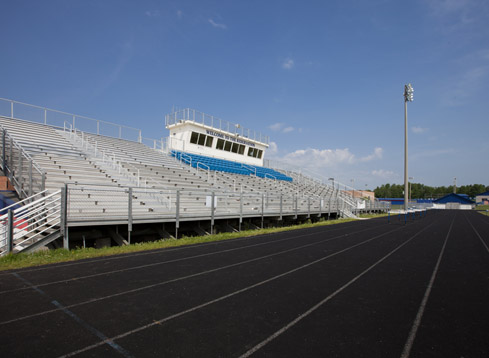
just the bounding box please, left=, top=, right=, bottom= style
left=404, top=84, right=414, bottom=102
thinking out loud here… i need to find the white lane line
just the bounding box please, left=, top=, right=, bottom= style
left=0, top=224, right=383, bottom=326
left=12, top=273, right=134, bottom=358
left=1, top=223, right=383, bottom=295
left=399, top=217, right=454, bottom=358
left=0, top=220, right=368, bottom=277
left=57, top=225, right=405, bottom=358
left=465, top=213, right=489, bottom=254
left=240, top=222, right=434, bottom=358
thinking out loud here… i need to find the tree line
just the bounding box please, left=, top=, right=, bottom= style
left=373, top=183, right=489, bottom=199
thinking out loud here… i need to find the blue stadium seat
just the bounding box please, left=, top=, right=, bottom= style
left=171, top=151, right=293, bottom=182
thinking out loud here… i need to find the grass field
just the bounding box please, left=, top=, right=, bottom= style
left=0, top=216, right=387, bottom=271
left=475, top=205, right=489, bottom=216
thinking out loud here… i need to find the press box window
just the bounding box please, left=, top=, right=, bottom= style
left=190, top=132, right=213, bottom=147
left=205, top=136, right=213, bottom=147
left=248, top=147, right=262, bottom=158
left=216, top=139, right=225, bottom=150
left=190, top=132, right=199, bottom=144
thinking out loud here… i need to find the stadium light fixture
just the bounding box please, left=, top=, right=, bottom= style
left=403, top=83, right=414, bottom=211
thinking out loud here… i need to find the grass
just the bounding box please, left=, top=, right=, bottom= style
left=475, top=205, right=489, bottom=217
left=358, top=213, right=389, bottom=219
left=0, top=216, right=390, bottom=271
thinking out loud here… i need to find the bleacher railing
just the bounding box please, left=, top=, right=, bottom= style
left=165, top=108, right=269, bottom=145
left=0, top=98, right=166, bottom=150
left=65, top=183, right=389, bottom=229
left=0, top=189, right=61, bottom=256
left=0, top=127, right=46, bottom=198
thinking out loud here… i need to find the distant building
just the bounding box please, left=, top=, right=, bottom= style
left=345, top=190, right=375, bottom=201
left=475, top=191, right=489, bottom=205
left=433, top=193, right=475, bottom=210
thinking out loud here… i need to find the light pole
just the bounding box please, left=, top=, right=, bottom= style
left=404, top=83, right=414, bottom=211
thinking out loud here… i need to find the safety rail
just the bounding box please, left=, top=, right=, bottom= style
left=0, top=182, right=389, bottom=255
left=0, top=190, right=61, bottom=256
left=0, top=98, right=169, bottom=149
left=178, top=152, right=192, bottom=166
left=241, top=163, right=257, bottom=176
left=0, top=126, right=46, bottom=198
left=196, top=162, right=210, bottom=182
left=141, top=137, right=168, bottom=153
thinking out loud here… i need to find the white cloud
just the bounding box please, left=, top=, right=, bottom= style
left=372, top=169, right=396, bottom=178
left=359, top=147, right=383, bottom=162
left=268, top=123, right=294, bottom=133
left=208, top=19, right=227, bottom=29
left=277, top=147, right=383, bottom=169
left=145, top=10, right=160, bottom=17
left=269, top=123, right=284, bottom=132
left=412, top=126, right=429, bottom=134
left=282, top=58, right=294, bottom=70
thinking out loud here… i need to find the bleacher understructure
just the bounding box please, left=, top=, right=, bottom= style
left=0, top=102, right=389, bottom=256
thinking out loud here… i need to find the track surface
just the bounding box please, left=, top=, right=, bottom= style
left=1, top=210, right=488, bottom=357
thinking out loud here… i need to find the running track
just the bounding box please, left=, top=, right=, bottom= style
left=0, top=210, right=488, bottom=357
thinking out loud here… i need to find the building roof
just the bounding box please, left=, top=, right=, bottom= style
left=434, top=193, right=474, bottom=204
left=476, top=191, right=489, bottom=196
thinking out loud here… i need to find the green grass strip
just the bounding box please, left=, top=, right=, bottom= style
left=0, top=215, right=385, bottom=271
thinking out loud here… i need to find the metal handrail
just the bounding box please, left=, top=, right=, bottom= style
left=0, top=126, right=46, bottom=198
left=241, top=163, right=256, bottom=176
left=0, top=97, right=172, bottom=146
left=196, top=162, right=210, bottom=182
left=0, top=189, right=50, bottom=215
left=0, top=189, right=61, bottom=256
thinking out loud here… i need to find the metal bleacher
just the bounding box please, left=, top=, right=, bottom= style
left=0, top=98, right=389, bottom=256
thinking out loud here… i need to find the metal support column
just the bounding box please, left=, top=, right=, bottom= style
left=128, top=187, right=133, bottom=244
left=9, top=138, right=13, bottom=179
left=28, top=159, right=33, bottom=197
left=7, top=209, right=14, bottom=254
left=60, top=185, right=69, bottom=249
left=294, top=195, right=298, bottom=219
left=18, top=149, right=23, bottom=188
left=239, top=191, right=243, bottom=231
left=2, top=130, right=5, bottom=172
left=261, top=193, right=264, bottom=229
left=279, top=195, right=283, bottom=221
left=175, top=190, right=180, bottom=239
left=211, top=192, right=215, bottom=235
left=307, top=196, right=310, bottom=218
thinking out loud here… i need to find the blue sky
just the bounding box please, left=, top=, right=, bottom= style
left=1, top=0, right=488, bottom=189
